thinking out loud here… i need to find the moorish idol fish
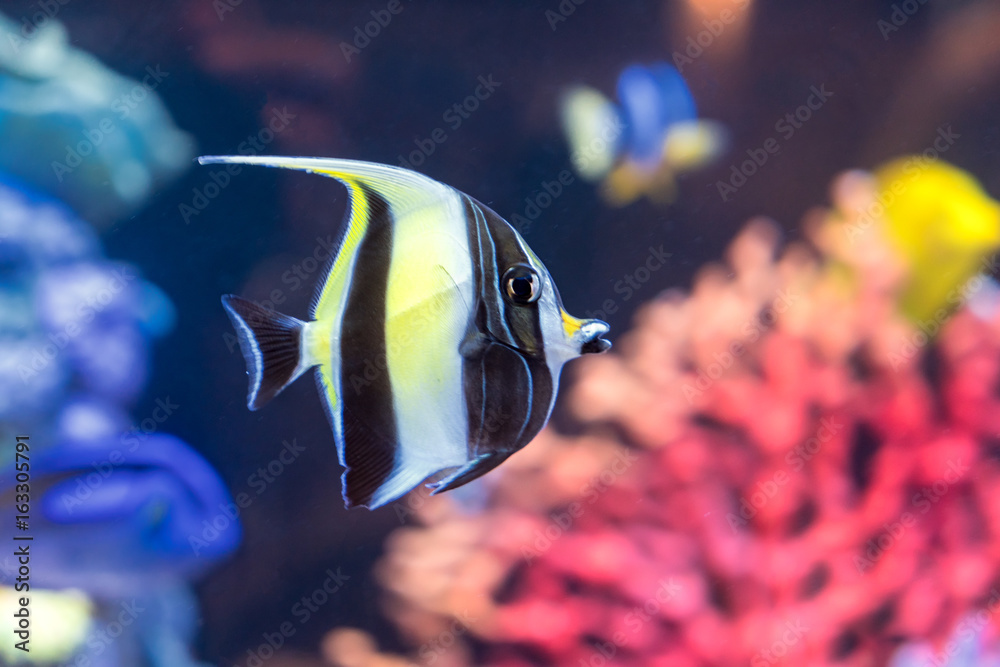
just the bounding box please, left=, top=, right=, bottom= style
left=200, top=156, right=611, bottom=509
left=560, top=62, right=726, bottom=205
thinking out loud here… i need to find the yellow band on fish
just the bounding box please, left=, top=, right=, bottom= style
left=561, top=308, right=585, bottom=339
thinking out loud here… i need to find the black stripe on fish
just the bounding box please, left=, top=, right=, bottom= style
left=474, top=199, right=556, bottom=457
left=510, top=346, right=555, bottom=456
left=458, top=196, right=556, bottom=471
left=338, top=186, right=398, bottom=508
left=471, top=336, right=555, bottom=463
left=470, top=341, right=533, bottom=452
left=462, top=196, right=514, bottom=348
left=461, top=195, right=521, bottom=451
left=475, top=198, right=546, bottom=356
left=460, top=195, right=491, bottom=456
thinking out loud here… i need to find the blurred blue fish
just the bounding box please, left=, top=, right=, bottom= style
left=560, top=62, right=726, bottom=205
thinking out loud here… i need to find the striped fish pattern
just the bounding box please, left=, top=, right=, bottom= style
left=202, top=156, right=610, bottom=509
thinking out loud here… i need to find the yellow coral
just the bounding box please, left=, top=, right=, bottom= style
left=874, top=157, right=1000, bottom=324
left=0, top=587, right=93, bottom=664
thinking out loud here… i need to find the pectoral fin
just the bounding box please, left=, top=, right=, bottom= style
left=459, top=330, right=492, bottom=359
left=427, top=451, right=513, bottom=495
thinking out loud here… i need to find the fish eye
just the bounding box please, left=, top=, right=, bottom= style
left=502, top=265, right=540, bottom=305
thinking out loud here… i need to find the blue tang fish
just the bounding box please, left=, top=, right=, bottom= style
left=201, top=156, right=611, bottom=509
left=560, top=62, right=726, bottom=205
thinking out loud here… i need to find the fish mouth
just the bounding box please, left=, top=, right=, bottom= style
left=579, top=319, right=611, bottom=354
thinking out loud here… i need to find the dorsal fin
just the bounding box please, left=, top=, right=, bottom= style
left=198, top=155, right=455, bottom=323
left=196, top=156, right=449, bottom=215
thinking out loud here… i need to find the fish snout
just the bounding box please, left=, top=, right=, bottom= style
left=579, top=319, right=611, bottom=354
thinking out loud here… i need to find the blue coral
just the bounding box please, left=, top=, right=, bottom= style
left=0, top=13, right=194, bottom=226
left=0, top=176, right=237, bottom=666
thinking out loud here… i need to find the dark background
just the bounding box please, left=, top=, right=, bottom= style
left=7, top=0, right=1000, bottom=662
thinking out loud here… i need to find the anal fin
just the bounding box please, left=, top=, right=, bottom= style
left=340, top=406, right=397, bottom=509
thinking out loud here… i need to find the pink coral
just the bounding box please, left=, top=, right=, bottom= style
left=321, top=171, right=1000, bottom=667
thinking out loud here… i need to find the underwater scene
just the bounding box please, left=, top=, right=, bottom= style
left=2, top=0, right=1000, bottom=665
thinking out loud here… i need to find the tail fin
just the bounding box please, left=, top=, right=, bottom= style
left=221, top=295, right=311, bottom=410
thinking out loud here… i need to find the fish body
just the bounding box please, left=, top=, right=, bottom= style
left=560, top=62, right=726, bottom=205
left=616, top=63, right=698, bottom=168
left=203, top=156, right=610, bottom=509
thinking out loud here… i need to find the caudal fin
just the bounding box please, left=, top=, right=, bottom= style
left=222, top=295, right=311, bottom=410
